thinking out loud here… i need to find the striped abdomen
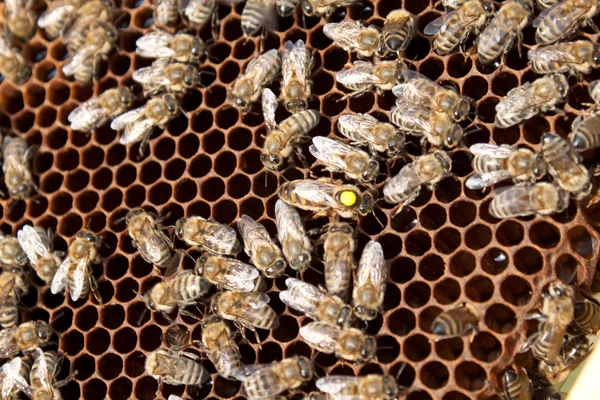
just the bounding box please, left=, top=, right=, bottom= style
left=573, top=301, right=600, bottom=334
left=324, top=230, right=354, bottom=299
left=278, top=182, right=323, bottom=210
left=244, top=372, right=279, bottom=399
left=383, top=166, right=420, bottom=204
left=280, top=110, right=320, bottom=137
left=0, top=288, right=19, bottom=328
left=433, top=15, right=471, bottom=55
left=431, top=306, right=478, bottom=338
left=383, top=13, right=414, bottom=52
left=569, top=114, right=600, bottom=151
left=68, top=263, right=90, bottom=300
left=241, top=0, right=268, bottom=36
left=173, top=274, right=206, bottom=303
left=535, top=5, right=584, bottom=45
left=247, top=304, right=279, bottom=329
left=155, top=0, right=179, bottom=26
left=532, top=324, right=565, bottom=364
left=472, top=154, right=505, bottom=173
left=184, top=0, right=215, bottom=26
left=31, top=351, right=59, bottom=391
left=173, top=356, right=210, bottom=385
left=73, top=59, right=94, bottom=85
left=502, top=368, right=531, bottom=400
left=390, top=106, right=429, bottom=133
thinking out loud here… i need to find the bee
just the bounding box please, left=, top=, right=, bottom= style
left=62, top=22, right=118, bottom=84
left=495, top=74, right=569, bottom=128
left=336, top=113, right=405, bottom=157
left=476, top=0, right=533, bottom=65
left=145, top=349, right=210, bottom=386
left=489, top=182, right=569, bottom=218
left=133, top=60, right=199, bottom=97
left=424, top=0, right=495, bottom=56
left=68, top=87, right=135, bottom=133
left=154, top=0, right=179, bottom=26
left=569, top=110, right=600, bottom=152
left=300, top=0, right=356, bottom=17
left=17, top=226, right=62, bottom=285
left=50, top=230, right=102, bottom=302
left=261, top=88, right=320, bottom=170
left=438, top=0, right=468, bottom=9
left=466, top=143, right=547, bottom=190
left=537, top=0, right=560, bottom=8
left=237, top=214, right=286, bottom=278
left=0, top=31, right=31, bottom=84
left=393, top=69, right=471, bottom=122
left=533, top=0, right=599, bottom=45
left=573, top=300, right=600, bottom=334
left=383, top=151, right=452, bottom=207
left=175, top=215, right=241, bottom=255
left=142, top=271, right=210, bottom=321
left=60, top=1, right=112, bottom=54
left=304, top=392, right=329, bottom=400
left=336, top=60, right=402, bottom=99
left=280, top=40, right=313, bottom=114
left=502, top=367, right=533, bottom=400
left=3, top=136, right=37, bottom=201
left=309, top=137, right=379, bottom=183
left=110, top=94, right=181, bottom=158
left=0, top=267, right=28, bottom=329
left=529, top=40, right=600, bottom=75
left=322, top=221, right=355, bottom=300
left=136, top=29, right=205, bottom=64
left=0, top=357, right=31, bottom=399
left=538, top=335, right=591, bottom=386
left=280, top=278, right=354, bottom=327
left=323, top=21, right=385, bottom=58
left=382, top=9, right=415, bottom=56
left=4, top=0, right=37, bottom=41
left=274, top=199, right=311, bottom=271
left=278, top=178, right=376, bottom=219
left=0, top=321, right=52, bottom=358
left=0, top=232, right=28, bottom=269
left=30, top=348, right=71, bottom=400
left=589, top=79, right=600, bottom=103
left=316, top=375, right=398, bottom=400
left=353, top=240, right=386, bottom=322
left=210, top=291, right=280, bottom=340
left=125, top=208, right=174, bottom=270
left=276, top=0, right=299, bottom=15
left=390, top=99, right=463, bottom=148
left=195, top=254, right=264, bottom=292
left=200, top=316, right=243, bottom=379
left=38, top=0, right=82, bottom=39
left=431, top=303, right=479, bottom=340
left=542, top=132, right=591, bottom=199
left=180, top=0, right=244, bottom=31
left=236, top=356, right=314, bottom=399
left=241, top=0, right=278, bottom=38
left=300, top=322, right=376, bottom=363
left=229, top=49, right=281, bottom=113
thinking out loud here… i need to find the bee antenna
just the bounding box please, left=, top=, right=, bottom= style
left=306, top=264, right=323, bottom=275
left=7, top=199, right=21, bottom=214
left=464, top=125, right=483, bottom=136
left=395, top=361, right=408, bottom=381
left=137, top=307, right=148, bottom=326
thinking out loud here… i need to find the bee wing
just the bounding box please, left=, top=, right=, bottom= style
left=119, top=118, right=154, bottom=145
left=243, top=49, right=280, bottom=93
left=534, top=2, right=590, bottom=30
left=68, top=97, right=107, bottom=132
left=299, top=321, right=342, bottom=353
left=196, top=221, right=238, bottom=252
left=337, top=113, right=379, bottom=141
left=336, top=61, right=381, bottom=86
left=241, top=363, right=289, bottom=398
left=168, top=396, right=184, bottom=400
left=17, top=225, right=51, bottom=265
left=132, top=62, right=169, bottom=86
left=275, top=199, right=309, bottom=250
left=480, top=12, right=523, bottom=51
left=232, top=362, right=277, bottom=381
left=38, top=1, right=76, bottom=28
left=261, top=88, right=278, bottom=131
left=0, top=328, right=19, bottom=358
left=496, top=82, right=550, bottom=117
left=282, top=39, right=310, bottom=89
left=385, top=161, right=421, bottom=196
left=0, top=32, right=12, bottom=56
left=391, top=100, right=432, bottom=132
left=4, top=0, right=20, bottom=17
left=356, top=240, right=385, bottom=289
left=71, top=254, right=90, bottom=301
left=532, top=3, right=558, bottom=27
left=310, top=137, right=365, bottom=172
left=1, top=357, right=32, bottom=399
left=316, top=375, right=362, bottom=394
left=62, top=13, right=96, bottom=45
left=138, top=217, right=170, bottom=263
left=469, top=143, right=514, bottom=157
left=288, top=180, right=340, bottom=208
left=237, top=215, right=274, bottom=252
left=62, top=44, right=96, bottom=76
left=528, top=44, right=582, bottom=66
left=467, top=170, right=512, bottom=189
left=136, top=29, right=176, bottom=58
left=323, top=21, right=365, bottom=50
left=280, top=278, right=328, bottom=314
left=33, top=347, right=53, bottom=393
left=110, top=107, right=146, bottom=131
left=424, top=9, right=460, bottom=35
left=220, top=258, right=260, bottom=292
left=50, top=257, right=70, bottom=295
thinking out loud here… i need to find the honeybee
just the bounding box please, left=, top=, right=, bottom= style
left=0, top=232, right=27, bottom=269
left=322, top=221, right=355, bottom=300
left=180, top=0, right=244, bottom=31
left=300, top=0, right=356, bottom=17
left=573, top=300, right=600, bottom=334
left=476, top=0, right=533, bottom=65
left=383, top=151, right=452, bottom=207
left=353, top=240, right=386, bottom=322
left=424, top=0, right=495, bottom=56
left=0, top=320, right=52, bottom=358
left=0, top=357, right=31, bottom=399
left=17, top=226, right=62, bottom=284
left=30, top=348, right=71, bottom=400
left=142, top=271, right=210, bottom=321
left=136, top=29, right=205, bottom=64
left=533, top=0, right=599, bottom=45
left=537, top=0, right=559, bottom=8
left=529, top=40, right=600, bottom=75
left=37, top=0, right=81, bottom=39
left=68, top=87, right=134, bottom=133
left=175, top=216, right=241, bottom=255
left=236, top=356, right=314, bottom=399
left=337, top=113, right=405, bottom=157
left=390, top=99, right=463, bottom=148
left=542, top=132, right=591, bottom=200
left=261, top=88, right=320, bottom=171
left=431, top=303, right=479, bottom=340
left=278, top=179, right=376, bottom=219
left=502, top=367, right=533, bottom=400
left=280, top=40, right=313, bottom=114
left=336, top=60, right=402, bottom=99
left=133, top=60, right=199, bottom=96
left=110, top=94, right=181, bottom=158
left=323, top=21, right=385, bottom=58
left=304, top=392, right=329, bottom=400
left=569, top=110, right=600, bottom=151
left=50, top=230, right=101, bottom=302
left=241, top=0, right=278, bottom=38
left=393, top=69, right=471, bottom=122
left=237, top=214, right=286, bottom=278
left=125, top=208, right=174, bottom=270
left=195, top=254, right=264, bottom=292
left=154, top=0, right=179, bottom=26
left=495, top=74, right=569, bottom=128
left=438, top=0, right=468, bottom=9
left=382, top=9, right=415, bottom=56
left=4, top=0, right=37, bottom=41
left=62, top=22, right=118, bottom=84
left=589, top=79, right=600, bottom=103
left=274, top=199, right=311, bottom=271
left=316, top=375, right=398, bottom=400
left=276, top=0, right=299, bottom=16
left=145, top=349, right=210, bottom=386
left=299, top=321, right=376, bottom=363
left=2, top=136, right=37, bottom=200
left=0, top=267, right=28, bottom=329
left=280, top=278, right=353, bottom=327
left=60, top=1, right=112, bottom=53
left=210, top=291, right=280, bottom=339
left=200, top=316, right=243, bottom=379
left=489, top=182, right=569, bottom=218
left=0, top=31, right=31, bottom=84
left=538, top=335, right=591, bottom=386
left=309, top=137, right=379, bottom=183
left=466, top=143, right=547, bottom=190
left=230, top=49, right=281, bottom=113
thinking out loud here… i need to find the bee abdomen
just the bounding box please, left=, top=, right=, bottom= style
left=472, top=155, right=503, bottom=173
left=68, top=269, right=90, bottom=299
left=241, top=0, right=265, bottom=36
left=280, top=109, right=320, bottom=136
left=278, top=183, right=319, bottom=209
left=254, top=306, right=279, bottom=329
left=179, top=357, right=210, bottom=384
left=245, top=374, right=277, bottom=398
left=434, top=32, right=461, bottom=55
left=432, top=314, right=465, bottom=336
left=325, top=260, right=351, bottom=298
left=174, top=275, right=206, bottom=302
left=569, top=121, right=600, bottom=151
left=0, top=291, right=18, bottom=328
left=185, top=1, right=214, bottom=25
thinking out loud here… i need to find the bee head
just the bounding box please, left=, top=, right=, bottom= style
left=355, top=305, right=378, bottom=321
left=362, top=160, right=380, bottom=182
left=552, top=74, right=569, bottom=97
left=382, top=375, right=398, bottom=396
left=191, top=38, right=204, bottom=58
left=125, top=207, right=144, bottom=223
left=454, top=97, right=471, bottom=121
left=361, top=336, right=376, bottom=360
left=195, top=256, right=208, bottom=275
left=358, top=191, right=375, bottom=216
left=119, top=87, right=135, bottom=106
left=184, top=66, right=196, bottom=87
left=481, top=0, right=495, bottom=15
left=230, top=93, right=250, bottom=112
left=163, top=95, right=180, bottom=115
left=338, top=305, right=354, bottom=327
left=36, top=321, right=53, bottom=341
left=533, top=155, right=547, bottom=178
left=260, top=153, right=283, bottom=170
left=592, top=44, right=600, bottom=68
left=387, top=132, right=405, bottom=156
left=265, top=258, right=286, bottom=278
left=296, top=356, right=314, bottom=380
left=302, top=1, right=314, bottom=16
left=175, top=218, right=186, bottom=240
left=434, top=151, right=453, bottom=173
left=286, top=100, right=307, bottom=113
left=10, top=183, right=31, bottom=199
left=444, top=124, right=462, bottom=148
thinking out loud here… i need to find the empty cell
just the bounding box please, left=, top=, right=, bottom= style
left=117, top=278, right=139, bottom=303
left=434, top=227, right=461, bottom=254
left=83, top=146, right=105, bottom=169
left=491, top=72, right=518, bottom=97
left=127, top=301, right=150, bottom=326
left=523, top=115, right=549, bottom=144
left=83, top=380, right=108, bottom=400
left=405, top=35, right=431, bottom=62
left=404, top=281, right=431, bottom=308
left=465, top=224, right=491, bottom=250
left=419, top=204, right=447, bottom=230
left=390, top=257, right=416, bottom=283
left=404, top=334, right=431, bottom=362
left=56, top=148, right=80, bottom=171
left=391, top=206, right=418, bottom=232
left=215, top=151, right=237, bottom=177
left=174, top=179, right=197, bottom=203
left=407, top=391, right=433, bottom=400
left=28, top=196, right=48, bottom=218
left=66, top=169, right=89, bottom=192
left=191, top=109, right=213, bottom=133
left=434, top=278, right=461, bottom=305
left=312, top=71, right=334, bottom=95
left=455, top=361, right=486, bottom=391
left=253, top=172, right=278, bottom=198
left=555, top=254, right=579, bottom=284
left=448, top=54, right=472, bottom=78
left=465, top=275, right=494, bottom=302
left=206, top=85, right=227, bottom=108
left=35, top=60, right=57, bottom=82
left=203, top=130, right=225, bottom=154
left=405, top=230, right=431, bottom=256
left=201, top=177, right=225, bottom=201
left=501, top=275, right=532, bottom=306
left=349, top=92, right=374, bottom=113
left=116, top=164, right=136, bottom=187
left=529, top=221, right=561, bottom=248
left=227, top=174, right=251, bottom=199
left=75, top=305, right=98, bottom=331
left=154, top=138, right=176, bottom=160
left=165, top=158, right=186, bottom=180
left=61, top=330, right=84, bottom=355
left=496, top=220, right=524, bottom=246
left=359, top=209, right=388, bottom=236
left=418, top=57, right=444, bottom=81
left=109, top=377, right=132, bottom=400
left=485, top=303, right=516, bottom=334
left=213, top=200, right=238, bottom=223
left=449, top=250, right=475, bottom=277
left=98, top=353, right=123, bottom=380
left=101, top=304, right=125, bottom=329
left=377, top=233, right=402, bottom=259
left=0, top=85, right=24, bottom=114
left=388, top=308, right=416, bottom=336
left=48, top=81, right=70, bottom=105
left=272, top=315, right=299, bottom=342
left=419, top=254, right=445, bottom=281
left=24, top=83, right=45, bottom=107
left=37, top=106, right=56, bottom=127
left=50, top=192, right=73, bottom=215
left=216, top=107, right=239, bottom=129
left=240, top=197, right=264, bottom=220
left=421, top=361, right=449, bottom=389
left=73, top=354, right=95, bottom=380
left=435, top=337, right=463, bottom=361
left=568, top=226, right=595, bottom=259
left=257, top=342, right=283, bottom=364
left=476, top=97, right=498, bottom=123
left=463, top=76, right=488, bottom=100
left=149, top=182, right=172, bottom=205
left=383, top=284, right=401, bottom=311
left=106, top=254, right=130, bottom=280
left=435, top=178, right=461, bottom=203
left=140, top=325, right=163, bottom=351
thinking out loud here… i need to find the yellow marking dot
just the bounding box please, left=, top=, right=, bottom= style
left=339, top=191, right=357, bottom=207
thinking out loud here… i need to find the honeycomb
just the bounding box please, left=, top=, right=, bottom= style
left=2, top=0, right=600, bottom=398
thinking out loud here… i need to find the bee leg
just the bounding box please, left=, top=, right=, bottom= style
left=90, top=274, right=103, bottom=305
left=138, top=136, right=150, bottom=160
left=179, top=307, right=202, bottom=321
left=587, top=19, right=599, bottom=33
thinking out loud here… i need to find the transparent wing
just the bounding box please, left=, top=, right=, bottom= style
left=220, top=258, right=260, bottom=292
left=282, top=39, right=310, bottom=90
left=261, top=88, right=278, bottom=131
left=137, top=217, right=170, bottom=263
left=38, top=1, right=75, bottom=28
left=62, top=13, right=97, bottom=45
left=385, top=161, right=421, bottom=197
left=120, top=119, right=154, bottom=145
left=337, top=113, right=380, bottom=142
left=62, top=45, right=96, bottom=76
left=232, top=362, right=278, bottom=382
left=111, top=107, right=145, bottom=131
left=336, top=61, right=381, bottom=86
left=280, top=278, right=327, bottom=315
left=243, top=49, right=280, bottom=93
left=316, top=375, right=362, bottom=394
left=289, top=180, right=340, bottom=208
left=0, top=328, right=20, bottom=358
left=479, top=11, right=522, bottom=53
left=310, top=137, right=366, bottom=172
left=356, top=240, right=385, bottom=289
left=195, top=220, right=238, bottom=251
left=528, top=43, right=583, bottom=66
left=532, top=3, right=559, bottom=27
left=68, top=97, right=107, bottom=131
left=50, top=257, right=70, bottom=294
left=0, top=32, right=12, bottom=56
left=533, top=2, right=590, bottom=31
left=275, top=199, right=308, bottom=251
left=424, top=10, right=459, bottom=35
left=229, top=292, right=272, bottom=321
left=132, top=62, right=170, bottom=86
left=469, top=143, right=514, bottom=157
left=391, top=100, right=432, bottom=132
left=71, top=255, right=89, bottom=301
left=299, top=321, right=341, bottom=353
left=323, top=21, right=365, bottom=51
left=1, top=357, right=31, bottom=399
left=17, top=225, right=50, bottom=265
left=136, top=29, right=176, bottom=58
left=495, top=82, right=546, bottom=116
left=466, top=170, right=512, bottom=190
left=237, top=215, right=276, bottom=257
left=34, top=347, right=53, bottom=393
left=5, top=0, right=21, bottom=17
